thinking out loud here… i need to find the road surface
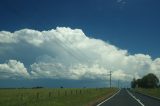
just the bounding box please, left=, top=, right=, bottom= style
left=97, top=89, right=160, bottom=106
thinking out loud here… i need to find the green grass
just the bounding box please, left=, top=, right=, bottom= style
left=134, top=88, right=160, bottom=98
left=0, top=88, right=118, bottom=106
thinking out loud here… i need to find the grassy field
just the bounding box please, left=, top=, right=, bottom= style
left=0, top=88, right=117, bottom=106
left=134, top=88, right=160, bottom=98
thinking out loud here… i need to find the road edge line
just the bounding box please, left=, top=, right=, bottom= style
left=96, top=89, right=121, bottom=106
left=135, top=90, right=160, bottom=101
left=127, top=89, right=145, bottom=106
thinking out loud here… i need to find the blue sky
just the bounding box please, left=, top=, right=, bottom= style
left=0, top=0, right=160, bottom=58
left=0, top=0, right=160, bottom=88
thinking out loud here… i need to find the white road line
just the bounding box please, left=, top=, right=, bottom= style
left=97, top=89, right=121, bottom=106
left=127, top=89, right=145, bottom=106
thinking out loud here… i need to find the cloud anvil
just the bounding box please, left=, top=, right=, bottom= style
left=0, top=27, right=160, bottom=81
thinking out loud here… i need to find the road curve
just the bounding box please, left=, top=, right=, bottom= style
left=97, top=88, right=160, bottom=106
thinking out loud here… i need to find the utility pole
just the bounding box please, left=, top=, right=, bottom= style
left=110, top=71, right=112, bottom=88
left=118, top=80, right=119, bottom=88
left=107, top=71, right=112, bottom=88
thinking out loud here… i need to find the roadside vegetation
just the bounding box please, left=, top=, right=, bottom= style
left=134, top=88, right=160, bottom=98
left=0, top=88, right=118, bottom=106
left=131, top=73, right=159, bottom=88
left=131, top=73, right=160, bottom=98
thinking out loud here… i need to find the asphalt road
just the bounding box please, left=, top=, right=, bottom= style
left=98, top=89, right=160, bottom=106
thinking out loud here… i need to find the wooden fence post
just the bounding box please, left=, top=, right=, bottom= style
left=36, top=92, right=39, bottom=100
left=65, top=90, right=67, bottom=96
left=76, top=90, right=77, bottom=94
left=49, top=92, right=51, bottom=98
left=21, top=94, right=23, bottom=101
left=58, top=90, right=60, bottom=96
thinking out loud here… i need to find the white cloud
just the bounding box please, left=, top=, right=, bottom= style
left=117, top=0, right=123, bottom=3
left=15, top=29, right=44, bottom=46
left=0, top=60, right=30, bottom=79
left=0, top=31, right=17, bottom=43
left=0, top=27, right=160, bottom=81
left=31, top=61, right=108, bottom=80
left=116, top=0, right=126, bottom=4
left=116, top=0, right=127, bottom=9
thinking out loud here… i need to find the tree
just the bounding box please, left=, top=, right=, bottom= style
left=130, top=73, right=159, bottom=88
left=137, top=79, right=142, bottom=88
left=131, top=78, right=136, bottom=88
left=141, top=73, right=159, bottom=88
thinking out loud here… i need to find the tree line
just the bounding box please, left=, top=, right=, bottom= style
left=131, top=73, right=159, bottom=88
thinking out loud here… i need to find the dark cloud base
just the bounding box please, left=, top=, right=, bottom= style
left=0, top=79, right=127, bottom=88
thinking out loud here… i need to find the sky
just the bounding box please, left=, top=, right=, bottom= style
left=0, top=0, right=160, bottom=88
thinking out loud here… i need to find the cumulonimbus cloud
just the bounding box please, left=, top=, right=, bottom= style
left=0, top=60, right=29, bottom=79
left=0, top=27, right=160, bottom=81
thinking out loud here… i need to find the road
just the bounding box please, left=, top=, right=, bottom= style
left=97, top=89, right=160, bottom=106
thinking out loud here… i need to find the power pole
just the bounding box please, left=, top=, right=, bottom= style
left=108, top=71, right=112, bottom=88
left=110, top=71, right=112, bottom=88
left=118, top=80, right=119, bottom=88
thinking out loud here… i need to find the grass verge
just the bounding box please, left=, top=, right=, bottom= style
left=134, top=88, right=160, bottom=98
left=0, top=88, right=118, bottom=106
